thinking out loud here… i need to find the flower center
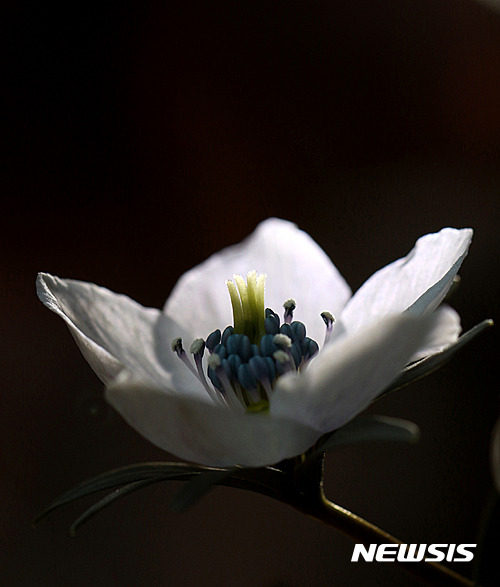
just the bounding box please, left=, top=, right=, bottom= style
left=172, top=271, right=332, bottom=412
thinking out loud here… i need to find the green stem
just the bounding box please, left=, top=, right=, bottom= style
left=291, top=487, right=474, bottom=587
left=226, top=464, right=474, bottom=586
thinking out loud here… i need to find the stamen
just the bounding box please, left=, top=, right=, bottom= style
left=291, top=321, right=306, bottom=343
left=264, top=308, right=280, bottom=335
left=273, top=349, right=293, bottom=375
left=221, top=358, right=247, bottom=406
left=207, top=354, right=222, bottom=389
left=226, top=333, right=240, bottom=355
left=264, top=356, right=276, bottom=381
left=260, top=334, right=277, bottom=356
left=215, top=361, right=245, bottom=411
left=248, top=356, right=273, bottom=398
left=171, top=337, right=183, bottom=354
left=190, top=338, right=205, bottom=356
left=171, top=337, right=199, bottom=379
left=300, top=337, right=320, bottom=371
left=190, top=339, right=224, bottom=405
left=274, top=332, right=298, bottom=367
left=321, top=311, right=336, bottom=345
left=208, top=353, right=221, bottom=370
left=207, top=356, right=240, bottom=408
left=221, top=325, right=234, bottom=345
left=283, top=299, right=296, bottom=324
left=237, top=363, right=261, bottom=404
left=206, top=329, right=221, bottom=353
left=238, top=334, right=252, bottom=362
left=273, top=333, right=292, bottom=348
left=213, top=343, right=227, bottom=359
left=290, top=342, right=302, bottom=367
left=280, top=323, right=293, bottom=339
left=264, top=315, right=280, bottom=335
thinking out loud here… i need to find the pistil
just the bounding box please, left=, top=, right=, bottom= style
left=226, top=270, right=266, bottom=344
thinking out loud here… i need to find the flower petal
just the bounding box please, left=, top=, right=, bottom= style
left=105, top=371, right=321, bottom=467
left=409, top=304, right=461, bottom=362
left=337, top=228, right=473, bottom=336
left=36, top=273, right=166, bottom=387
left=271, top=312, right=438, bottom=433
left=163, top=218, right=352, bottom=345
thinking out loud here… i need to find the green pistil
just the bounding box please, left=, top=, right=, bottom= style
left=226, top=270, right=266, bottom=344
left=227, top=280, right=244, bottom=332
left=246, top=399, right=269, bottom=413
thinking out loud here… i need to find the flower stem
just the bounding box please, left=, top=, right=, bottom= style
left=227, top=464, right=475, bottom=586
left=292, top=487, right=474, bottom=587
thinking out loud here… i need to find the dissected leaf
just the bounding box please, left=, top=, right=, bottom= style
left=70, top=479, right=160, bottom=535
left=34, top=462, right=215, bottom=524
left=170, top=469, right=233, bottom=513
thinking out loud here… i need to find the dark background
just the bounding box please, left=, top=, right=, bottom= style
left=2, top=1, right=499, bottom=585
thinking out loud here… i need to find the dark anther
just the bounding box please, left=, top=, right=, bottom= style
left=283, top=299, right=296, bottom=324
left=206, top=329, right=221, bottom=352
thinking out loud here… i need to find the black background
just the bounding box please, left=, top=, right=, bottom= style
left=2, top=1, right=499, bottom=585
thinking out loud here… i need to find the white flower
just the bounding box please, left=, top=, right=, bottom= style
left=37, top=219, right=472, bottom=468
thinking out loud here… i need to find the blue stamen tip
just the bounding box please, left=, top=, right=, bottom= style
left=291, top=321, right=306, bottom=342
left=264, top=356, right=276, bottom=381
left=238, top=335, right=252, bottom=362
left=222, top=325, right=234, bottom=345
left=208, top=367, right=223, bottom=392
left=213, top=343, right=227, bottom=360
left=280, top=323, right=293, bottom=339
left=227, top=353, right=242, bottom=377
left=248, top=355, right=270, bottom=382
left=238, top=363, right=258, bottom=391
left=206, top=329, right=221, bottom=352
left=302, top=337, right=319, bottom=359
left=226, top=333, right=241, bottom=355
left=260, top=334, right=278, bottom=357
left=264, top=315, right=280, bottom=335
left=291, top=341, right=302, bottom=367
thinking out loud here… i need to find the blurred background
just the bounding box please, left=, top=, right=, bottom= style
left=2, top=1, right=499, bottom=585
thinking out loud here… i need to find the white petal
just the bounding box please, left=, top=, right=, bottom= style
left=105, top=371, right=321, bottom=467
left=37, top=273, right=168, bottom=388
left=271, top=312, right=437, bottom=433
left=410, top=305, right=462, bottom=362
left=338, top=228, right=472, bottom=336
left=163, top=218, right=352, bottom=345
